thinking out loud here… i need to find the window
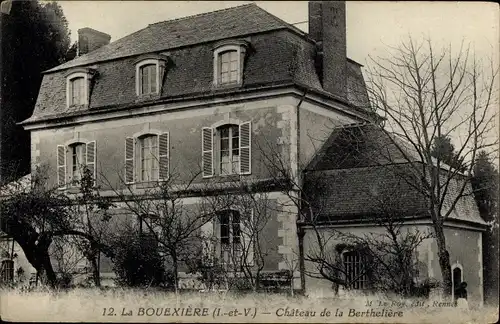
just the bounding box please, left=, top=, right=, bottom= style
left=70, top=143, right=86, bottom=184
left=65, top=69, right=95, bottom=108
left=219, top=125, right=240, bottom=175
left=135, top=57, right=168, bottom=97
left=219, top=51, right=239, bottom=85
left=57, top=141, right=96, bottom=189
left=343, top=250, right=368, bottom=290
left=213, top=42, right=248, bottom=87
left=218, top=210, right=242, bottom=267
left=70, top=77, right=85, bottom=106
left=139, top=135, right=159, bottom=181
left=139, top=64, right=157, bottom=95
left=201, top=121, right=251, bottom=178
left=124, top=132, right=169, bottom=184
left=1, top=260, right=14, bottom=283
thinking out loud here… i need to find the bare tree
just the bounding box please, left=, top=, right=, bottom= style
left=68, top=167, right=114, bottom=287
left=256, top=129, right=434, bottom=297
left=365, top=37, right=498, bottom=296
left=103, top=170, right=224, bottom=293
left=0, top=165, right=113, bottom=288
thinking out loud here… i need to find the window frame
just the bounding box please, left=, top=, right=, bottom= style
left=217, top=124, right=240, bottom=176
left=138, top=134, right=159, bottom=182
left=342, top=249, right=368, bottom=290
left=135, top=57, right=167, bottom=97
left=65, top=70, right=93, bottom=108
left=212, top=42, right=248, bottom=87
left=125, top=129, right=170, bottom=185
left=217, top=210, right=243, bottom=268
left=202, top=118, right=251, bottom=178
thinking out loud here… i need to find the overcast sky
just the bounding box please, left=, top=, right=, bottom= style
left=57, top=1, right=499, bottom=66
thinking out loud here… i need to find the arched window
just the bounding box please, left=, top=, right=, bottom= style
left=201, top=121, right=251, bottom=178
left=212, top=42, right=248, bottom=87
left=139, top=64, right=157, bottom=95
left=65, top=69, right=95, bottom=108
left=139, top=134, right=159, bottom=182
left=135, top=56, right=167, bottom=97
left=343, top=250, right=368, bottom=290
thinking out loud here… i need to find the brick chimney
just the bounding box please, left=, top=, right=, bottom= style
left=77, top=28, right=111, bottom=56
left=308, top=1, right=347, bottom=100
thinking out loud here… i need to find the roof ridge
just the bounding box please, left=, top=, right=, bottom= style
left=148, top=3, right=255, bottom=27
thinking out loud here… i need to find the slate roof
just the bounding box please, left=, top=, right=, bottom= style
left=46, top=4, right=300, bottom=73
left=303, top=124, right=486, bottom=226
left=25, top=4, right=373, bottom=124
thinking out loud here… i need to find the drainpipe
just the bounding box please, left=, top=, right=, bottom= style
left=295, top=90, right=307, bottom=295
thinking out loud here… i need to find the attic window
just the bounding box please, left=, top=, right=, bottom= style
left=213, top=41, right=249, bottom=87
left=135, top=57, right=167, bottom=97
left=65, top=69, right=95, bottom=108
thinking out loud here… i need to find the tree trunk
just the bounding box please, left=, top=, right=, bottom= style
left=89, top=254, right=101, bottom=287
left=172, top=252, right=178, bottom=294
left=435, top=228, right=452, bottom=297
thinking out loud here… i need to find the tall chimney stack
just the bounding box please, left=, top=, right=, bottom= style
left=308, top=1, right=347, bottom=100
left=77, top=28, right=111, bottom=56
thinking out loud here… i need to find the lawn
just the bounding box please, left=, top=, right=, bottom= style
left=0, top=288, right=498, bottom=323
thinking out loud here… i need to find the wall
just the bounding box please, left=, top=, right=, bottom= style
left=32, top=96, right=300, bottom=190
left=298, top=101, right=359, bottom=168
left=302, top=223, right=433, bottom=298
left=428, top=226, right=483, bottom=307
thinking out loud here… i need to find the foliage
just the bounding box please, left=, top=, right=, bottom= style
left=1, top=0, right=72, bottom=182
left=430, top=135, right=465, bottom=172
left=110, top=229, right=169, bottom=288
left=471, top=150, right=499, bottom=304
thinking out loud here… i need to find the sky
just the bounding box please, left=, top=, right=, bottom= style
left=56, top=1, right=499, bottom=66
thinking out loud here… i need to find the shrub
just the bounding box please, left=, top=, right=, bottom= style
left=110, top=230, right=168, bottom=288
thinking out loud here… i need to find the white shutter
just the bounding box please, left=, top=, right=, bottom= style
left=202, top=127, right=213, bottom=178
left=86, top=141, right=96, bottom=185
left=201, top=220, right=214, bottom=266
left=57, top=145, right=67, bottom=188
left=241, top=209, right=254, bottom=266
left=125, top=137, right=135, bottom=184
left=239, top=121, right=251, bottom=175
left=159, top=132, right=169, bottom=181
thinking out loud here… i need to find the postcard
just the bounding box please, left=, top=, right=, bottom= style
left=0, top=1, right=498, bottom=323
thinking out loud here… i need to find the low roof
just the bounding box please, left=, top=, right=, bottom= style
left=303, top=124, right=485, bottom=226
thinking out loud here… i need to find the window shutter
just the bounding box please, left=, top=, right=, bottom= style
left=241, top=209, right=254, bottom=266
left=125, top=137, right=135, bottom=184
left=201, top=220, right=214, bottom=266
left=86, top=141, right=96, bottom=185
left=202, top=127, right=213, bottom=178
left=239, top=121, right=251, bottom=175
left=159, top=132, right=169, bottom=181
left=57, top=145, right=67, bottom=188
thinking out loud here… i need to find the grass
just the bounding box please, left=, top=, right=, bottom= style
left=0, top=287, right=498, bottom=323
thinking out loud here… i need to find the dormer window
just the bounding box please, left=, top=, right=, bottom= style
left=213, top=41, right=249, bottom=87
left=69, top=77, right=85, bottom=106
left=65, top=68, right=95, bottom=108
left=139, top=63, right=157, bottom=95
left=135, top=55, right=168, bottom=97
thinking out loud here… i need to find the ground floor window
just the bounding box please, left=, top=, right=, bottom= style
left=1, top=260, right=14, bottom=283
left=343, top=250, right=368, bottom=289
